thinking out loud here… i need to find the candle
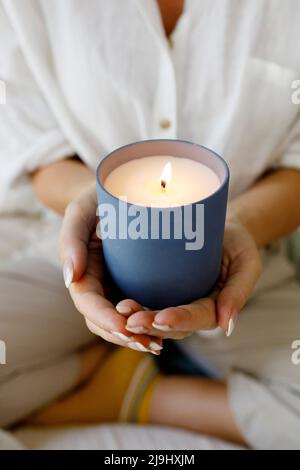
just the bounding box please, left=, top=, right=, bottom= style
left=104, top=156, right=221, bottom=207
left=97, top=140, right=229, bottom=309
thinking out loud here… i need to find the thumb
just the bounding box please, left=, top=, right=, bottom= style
left=217, top=255, right=262, bottom=335
left=59, top=188, right=97, bottom=286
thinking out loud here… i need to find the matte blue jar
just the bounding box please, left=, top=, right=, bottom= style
left=96, top=139, right=229, bottom=309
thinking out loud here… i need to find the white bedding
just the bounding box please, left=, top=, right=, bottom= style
left=12, top=425, right=244, bottom=450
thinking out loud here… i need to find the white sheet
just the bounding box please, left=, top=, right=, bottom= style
left=14, top=424, right=244, bottom=450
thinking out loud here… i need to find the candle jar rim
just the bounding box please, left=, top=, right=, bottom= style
left=97, top=139, right=230, bottom=209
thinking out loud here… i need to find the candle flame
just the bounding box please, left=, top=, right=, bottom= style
left=160, top=162, right=172, bottom=190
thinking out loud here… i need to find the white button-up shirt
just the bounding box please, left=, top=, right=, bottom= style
left=0, top=0, right=300, bottom=214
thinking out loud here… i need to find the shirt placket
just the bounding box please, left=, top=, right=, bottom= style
left=132, top=0, right=177, bottom=138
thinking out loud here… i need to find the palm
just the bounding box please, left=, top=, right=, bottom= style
left=215, top=219, right=262, bottom=331
left=61, top=192, right=162, bottom=351
left=124, top=218, right=262, bottom=338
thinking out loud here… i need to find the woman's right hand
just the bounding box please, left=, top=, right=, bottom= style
left=59, top=184, right=162, bottom=354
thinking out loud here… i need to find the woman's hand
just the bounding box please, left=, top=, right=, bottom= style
left=59, top=184, right=162, bottom=354
left=121, top=216, right=262, bottom=338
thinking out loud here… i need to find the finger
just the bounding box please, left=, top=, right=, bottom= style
left=115, top=299, right=146, bottom=317
left=152, top=297, right=217, bottom=333
left=126, top=310, right=197, bottom=339
left=70, top=278, right=132, bottom=334
left=216, top=254, right=262, bottom=333
left=59, top=188, right=98, bottom=284
left=126, top=310, right=157, bottom=333
left=68, top=240, right=161, bottom=353
left=85, top=318, right=162, bottom=354
left=70, top=273, right=162, bottom=353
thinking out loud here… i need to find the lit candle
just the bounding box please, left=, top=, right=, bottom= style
left=97, top=140, right=229, bottom=309
left=104, top=156, right=221, bottom=207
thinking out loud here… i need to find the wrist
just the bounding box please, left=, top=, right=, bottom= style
left=68, top=175, right=95, bottom=205
left=226, top=203, right=261, bottom=249
left=32, top=159, right=95, bottom=215
left=226, top=205, right=242, bottom=227
left=65, top=165, right=95, bottom=208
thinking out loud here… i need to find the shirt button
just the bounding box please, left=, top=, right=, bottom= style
left=160, top=118, right=172, bottom=130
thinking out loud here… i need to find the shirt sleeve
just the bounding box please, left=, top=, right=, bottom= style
left=0, top=4, right=74, bottom=212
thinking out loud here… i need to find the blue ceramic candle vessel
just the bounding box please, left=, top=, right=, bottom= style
left=96, top=139, right=229, bottom=309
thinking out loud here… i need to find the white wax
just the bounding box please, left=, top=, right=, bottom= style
left=104, top=156, right=220, bottom=207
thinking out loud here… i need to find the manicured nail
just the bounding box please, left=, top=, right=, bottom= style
left=152, top=322, right=173, bottom=332
left=129, top=342, right=151, bottom=353
left=63, top=258, right=73, bottom=288
left=226, top=314, right=238, bottom=337
left=112, top=331, right=132, bottom=342
left=150, top=342, right=163, bottom=351
left=126, top=326, right=148, bottom=334
left=116, top=305, right=132, bottom=315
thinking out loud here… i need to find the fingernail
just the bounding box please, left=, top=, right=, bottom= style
left=112, top=331, right=132, bottom=342
left=152, top=322, right=173, bottom=332
left=63, top=258, right=73, bottom=288
left=226, top=314, right=238, bottom=337
left=150, top=342, right=163, bottom=351
left=126, top=326, right=147, bottom=334
left=129, top=342, right=151, bottom=353
left=116, top=305, right=132, bottom=315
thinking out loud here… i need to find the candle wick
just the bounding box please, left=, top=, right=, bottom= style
left=161, top=180, right=167, bottom=190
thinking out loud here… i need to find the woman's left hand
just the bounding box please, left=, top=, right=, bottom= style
left=118, top=216, right=262, bottom=338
